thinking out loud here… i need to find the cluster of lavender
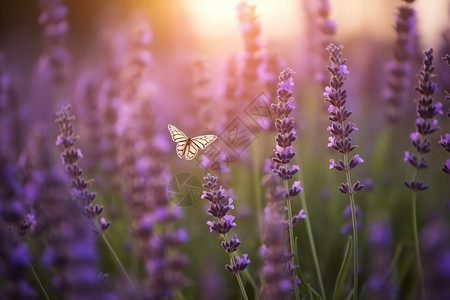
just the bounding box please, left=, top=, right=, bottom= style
left=324, top=44, right=365, bottom=194
left=439, top=54, right=450, bottom=174
left=260, top=160, right=294, bottom=300
left=0, top=157, right=36, bottom=299
left=270, top=68, right=300, bottom=183
left=384, top=3, right=417, bottom=122
left=115, top=18, right=189, bottom=298
left=202, top=173, right=250, bottom=275
left=404, top=49, right=442, bottom=190
left=37, top=0, right=71, bottom=85
left=118, top=101, right=190, bottom=298
left=55, top=105, right=110, bottom=232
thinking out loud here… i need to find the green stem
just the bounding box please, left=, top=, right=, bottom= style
left=349, top=193, right=358, bottom=300
left=283, top=179, right=301, bottom=300
left=29, top=264, right=51, bottom=300
left=94, top=220, right=135, bottom=291
left=410, top=135, right=426, bottom=299
left=343, top=153, right=358, bottom=300
left=299, top=190, right=327, bottom=300
left=242, top=268, right=259, bottom=300
left=411, top=192, right=425, bottom=300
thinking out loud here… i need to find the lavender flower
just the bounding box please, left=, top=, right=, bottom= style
left=55, top=105, right=110, bottom=231
left=202, top=173, right=250, bottom=273
left=324, top=43, right=364, bottom=300
left=269, top=68, right=320, bottom=298
left=324, top=44, right=364, bottom=192
left=383, top=4, right=417, bottom=122
left=270, top=68, right=299, bottom=182
left=403, top=48, right=441, bottom=300
left=202, top=173, right=250, bottom=299
left=260, top=161, right=293, bottom=300
left=404, top=48, right=442, bottom=190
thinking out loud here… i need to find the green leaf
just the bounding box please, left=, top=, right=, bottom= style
left=332, top=236, right=353, bottom=300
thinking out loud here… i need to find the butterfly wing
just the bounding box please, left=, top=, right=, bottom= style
left=168, top=124, right=188, bottom=143
left=190, top=135, right=217, bottom=150
left=176, top=140, right=188, bottom=159
left=183, top=135, right=217, bottom=160
left=184, top=140, right=199, bottom=160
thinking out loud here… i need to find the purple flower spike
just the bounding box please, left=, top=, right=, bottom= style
left=404, top=49, right=441, bottom=189
left=324, top=43, right=364, bottom=191
left=202, top=173, right=250, bottom=276
left=55, top=105, right=110, bottom=230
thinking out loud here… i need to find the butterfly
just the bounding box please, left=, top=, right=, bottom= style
left=168, top=124, right=217, bottom=160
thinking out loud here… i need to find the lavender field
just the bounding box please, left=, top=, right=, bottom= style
left=1, top=0, right=449, bottom=299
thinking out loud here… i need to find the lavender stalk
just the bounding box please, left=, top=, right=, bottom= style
left=404, top=48, right=442, bottom=299
left=202, top=173, right=250, bottom=300
left=54, top=105, right=135, bottom=290
left=323, top=44, right=365, bottom=300
left=270, top=68, right=322, bottom=299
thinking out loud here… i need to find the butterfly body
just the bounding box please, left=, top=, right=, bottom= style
left=168, top=124, right=217, bottom=160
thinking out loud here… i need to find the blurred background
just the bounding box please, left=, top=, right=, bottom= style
left=1, top=0, right=449, bottom=299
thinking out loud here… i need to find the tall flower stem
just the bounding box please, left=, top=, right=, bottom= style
left=283, top=178, right=300, bottom=300
left=411, top=192, right=424, bottom=299
left=299, top=188, right=326, bottom=300
left=403, top=48, right=441, bottom=300
left=29, top=264, right=50, bottom=300
left=344, top=153, right=358, bottom=300
left=94, top=219, right=136, bottom=292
